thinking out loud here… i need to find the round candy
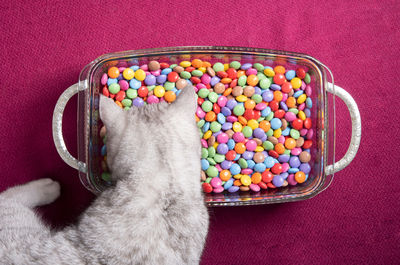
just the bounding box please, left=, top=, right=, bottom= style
left=108, top=67, right=120, bottom=79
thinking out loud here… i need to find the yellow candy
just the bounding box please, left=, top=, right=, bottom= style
left=264, top=68, right=275, bottom=77
left=247, top=119, right=259, bottom=130
left=203, top=130, right=212, bottom=140
left=234, top=174, right=242, bottom=180
left=297, top=94, right=307, bottom=104
left=240, top=174, right=252, bottom=186
left=122, top=68, right=134, bottom=80
left=198, top=67, right=206, bottom=73
left=213, top=142, right=219, bottom=149
left=255, top=146, right=264, bottom=152
left=134, top=69, right=146, bottom=81
left=232, top=122, right=243, bottom=132
left=273, top=128, right=282, bottom=138
left=298, top=110, right=306, bottom=120
left=154, top=86, right=165, bottom=98
left=291, top=77, right=302, bottom=89
left=180, top=61, right=191, bottom=68
left=236, top=95, right=248, bottom=102
left=224, top=63, right=229, bottom=71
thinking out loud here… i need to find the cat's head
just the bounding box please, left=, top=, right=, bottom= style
left=100, top=84, right=200, bottom=181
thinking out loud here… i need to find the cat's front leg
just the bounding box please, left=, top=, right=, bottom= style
left=0, top=178, right=60, bottom=208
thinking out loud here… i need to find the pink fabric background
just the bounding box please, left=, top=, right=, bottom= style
left=1, top=1, right=399, bottom=264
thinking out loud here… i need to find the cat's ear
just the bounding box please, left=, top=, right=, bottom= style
left=170, top=84, right=197, bottom=114
left=100, top=95, right=125, bottom=128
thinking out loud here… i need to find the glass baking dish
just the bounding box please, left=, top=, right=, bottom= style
left=52, top=46, right=361, bottom=206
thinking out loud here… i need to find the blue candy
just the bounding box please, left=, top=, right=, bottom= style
left=285, top=70, right=296, bottom=80
left=230, top=163, right=241, bottom=175
left=217, top=113, right=226, bottom=124
left=264, top=156, right=275, bottom=168
left=107, top=78, right=118, bottom=86
left=224, top=179, right=234, bottom=190
left=254, top=163, right=267, bottom=172
left=129, top=79, right=141, bottom=89
left=270, top=118, right=282, bottom=130
left=227, top=139, right=235, bottom=150
left=201, top=159, right=209, bottom=170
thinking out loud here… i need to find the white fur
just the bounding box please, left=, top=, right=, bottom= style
left=0, top=85, right=209, bottom=265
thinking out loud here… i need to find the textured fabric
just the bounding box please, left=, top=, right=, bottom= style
left=0, top=1, right=399, bottom=264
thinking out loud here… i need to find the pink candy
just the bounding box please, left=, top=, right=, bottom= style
left=217, top=96, right=228, bottom=107
left=245, top=140, right=257, bottom=151
left=196, top=107, right=206, bottom=118
left=285, top=112, right=296, bottom=122
left=210, top=177, right=222, bottom=188
left=233, top=132, right=245, bottom=143
left=147, top=95, right=159, bottom=104
left=201, top=74, right=211, bottom=84
left=217, top=133, right=229, bottom=144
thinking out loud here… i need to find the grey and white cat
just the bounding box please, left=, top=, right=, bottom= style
left=0, top=84, right=209, bottom=265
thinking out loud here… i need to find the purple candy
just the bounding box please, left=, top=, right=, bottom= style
left=217, top=144, right=229, bottom=155
left=242, top=151, right=254, bottom=160
left=156, top=74, right=167, bottom=84
left=212, top=131, right=221, bottom=137
left=304, top=108, right=311, bottom=117
left=241, top=63, right=252, bottom=70
left=117, top=73, right=123, bottom=81
left=300, top=163, right=311, bottom=174
left=280, top=101, right=288, bottom=111
left=254, top=86, right=262, bottom=95
left=132, top=97, right=144, bottom=107
left=270, top=84, right=281, bottom=91
left=221, top=122, right=232, bottom=130
left=210, top=76, right=221, bottom=86
left=226, top=99, right=237, bottom=110
left=278, top=154, right=290, bottom=163
left=289, top=156, right=301, bottom=168
left=272, top=175, right=284, bottom=187
left=221, top=107, right=232, bottom=116
left=281, top=172, right=289, bottom=179
left=260, top=135, right=267, bottom=142
left=228, top=186, right=240, bottom=193
left=144, top=74, right=156, bottom=86
left=262, top=90, right=274, bottom=102
left=262, top=151, right=269, bottom=157
left=253, top=128, right=265, bottom=139
left=221, top=160, right=232, bottom=170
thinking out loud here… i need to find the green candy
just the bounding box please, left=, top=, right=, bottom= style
left=208, top=92, right=218, bottom=103
left=257, top=117, right=265, bottom=122
left=253, top=63, right=264, bottom=72
left=197, top=120, right=205, bottom=128
left=263, top=141, right=274, bottom=150
left=121, top=99, right=132, bottom=107
left=199, top=130, right=203, bottom=138
left=284, top=149, right=291, bottom=155
left=101, top=172, right=111, bottom=182
left=213, top=62, right=224, bottom=72
left=147, top=85, right=155, bottom=91
left=205, top=177, right=212, bottom=183
left=252, top=94, right=263, bottom=103
left=221, top=181, right=226, bottom=185
left=290, top=129, right=300, bottom=139
left=103, top=136, right=107, bottom=144
left=304, top=73, right=311, bottom=84
left=288, top=108, right=299, bottom=115
left=257, top=73, right=267, bottom=80
left=230, top=61, right=241, bottom=69
left=108, top=83, right=120, bottom=94
left=238, top=75, right=247, bottom=86
left=206, top=166, right=218, bottom=177
left=191, top=70, right=203, bottom=77
left=124, top=107, right=130, bottom=110
left=266, top=111, right=274, bottom=121
left=201, top=101, right=213, bottom=112
left=233, top=104, right=245, bottom=116
left=208, top=146, right=216, bottom=158
left=214, top=154, right=225, bottom=163
left=210, top=121, right=222, bottom=132
left=266, top=129, right=274, bottom=137
left=170, top=64, right=178, bottom=69
left=198, top=88, right=210, bottom=98
left=126, top=89, right=137, bottom=99
left=201, top=148, right=208, bottom=159
left=207, top=158, right=216, bottom=166
left=242, top=126, right=253, bottom=138
left=164, top=82, right=175, bottom=91
left=238, top=158, right=248, bottom=168
left=180, top=71, right=191, bottom=79
left=259, top=78, right=271, bottom=89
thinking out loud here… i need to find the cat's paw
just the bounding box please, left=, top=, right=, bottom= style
left=1, top=178, right=61, bottom=207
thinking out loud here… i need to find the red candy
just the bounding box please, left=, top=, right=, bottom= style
left=304, top=118, right=312, bottom=129
left=227, top=68, right=237, bottom=79
left=102, top=86, right=109, bottom=97
left=115, top=91, right=126, bottom=102
left=168, top=71, right=179, bottom=82
left=303, top=140, right=313, bottom=149
left=292, top=119, right=304, bottom=130
left=296, top=68, right=306, bottom=79
left=262, top=171, right=273, bottom=183
left=281, top=82, right=293, bottom=93
left=269, top=100, right=279, bottom=111
left=213, top=103, right=221, bottom=114
left=217, top=71, right=228, bottom=78
left=274, top=109, right=285, bottom=119
left=138, top=86, right=148, bottom=98
left=226, top=150, right=237, bottom=161
left=271, top=163, right=283, bottom=174
left=202, top=182, right=213, bottom=193
left=273, top=74, right=286, bottom=85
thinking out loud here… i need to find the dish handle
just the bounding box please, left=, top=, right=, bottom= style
left=52, top=83, right=87, bottom=173
left=325, top=83, right=361, bottom=175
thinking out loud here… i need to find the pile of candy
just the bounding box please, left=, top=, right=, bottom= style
left=100, top=58, right=314, bottom=193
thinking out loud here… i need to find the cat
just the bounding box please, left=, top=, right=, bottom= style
left=0, top=84, right=209, bottom=265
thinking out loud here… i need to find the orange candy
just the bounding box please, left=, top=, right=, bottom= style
left=220, top=170, right=232, bottom=181
left=234, top=143, right=246, bottom=154
left=191, top=59, right=203, bottom=68
left=202, top=61, right=211, bottom=68
left=274, top=143, right=285, bottom=154
left=205, top=111, right=217, bottom=122
left=244, top=99, right=256, bottom=109
left=259, top=120, right=271, bottom=132
left=164, top=91, right=176, bottom=102
left=247, top=74, right=259, bottom=86
left=223, top=87, right=232, bottom=96
left=237, top=70, right=246, bottom=77
left=115, top=100, right=123, bottom=108
left=251, top=172, right=262, bottom=184
left=286, top=97, right=297, bottom=108
left=273, top=90, right=283, bottom=101
left=238, top=116, right=247, bottom=126
left=234, top=179, right=242, bottom=186
left=295, top=171, right=306, bottom=183
left=274, top=65, right=286, bottom=74
left=284, top=138, right=296, bottom=149
left=107, top=67, right=120, bottom=79
left=221, top=78, right=232, bottom=84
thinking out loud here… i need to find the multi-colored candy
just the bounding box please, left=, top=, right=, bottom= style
left=100, top=59, right=314, bottom=194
